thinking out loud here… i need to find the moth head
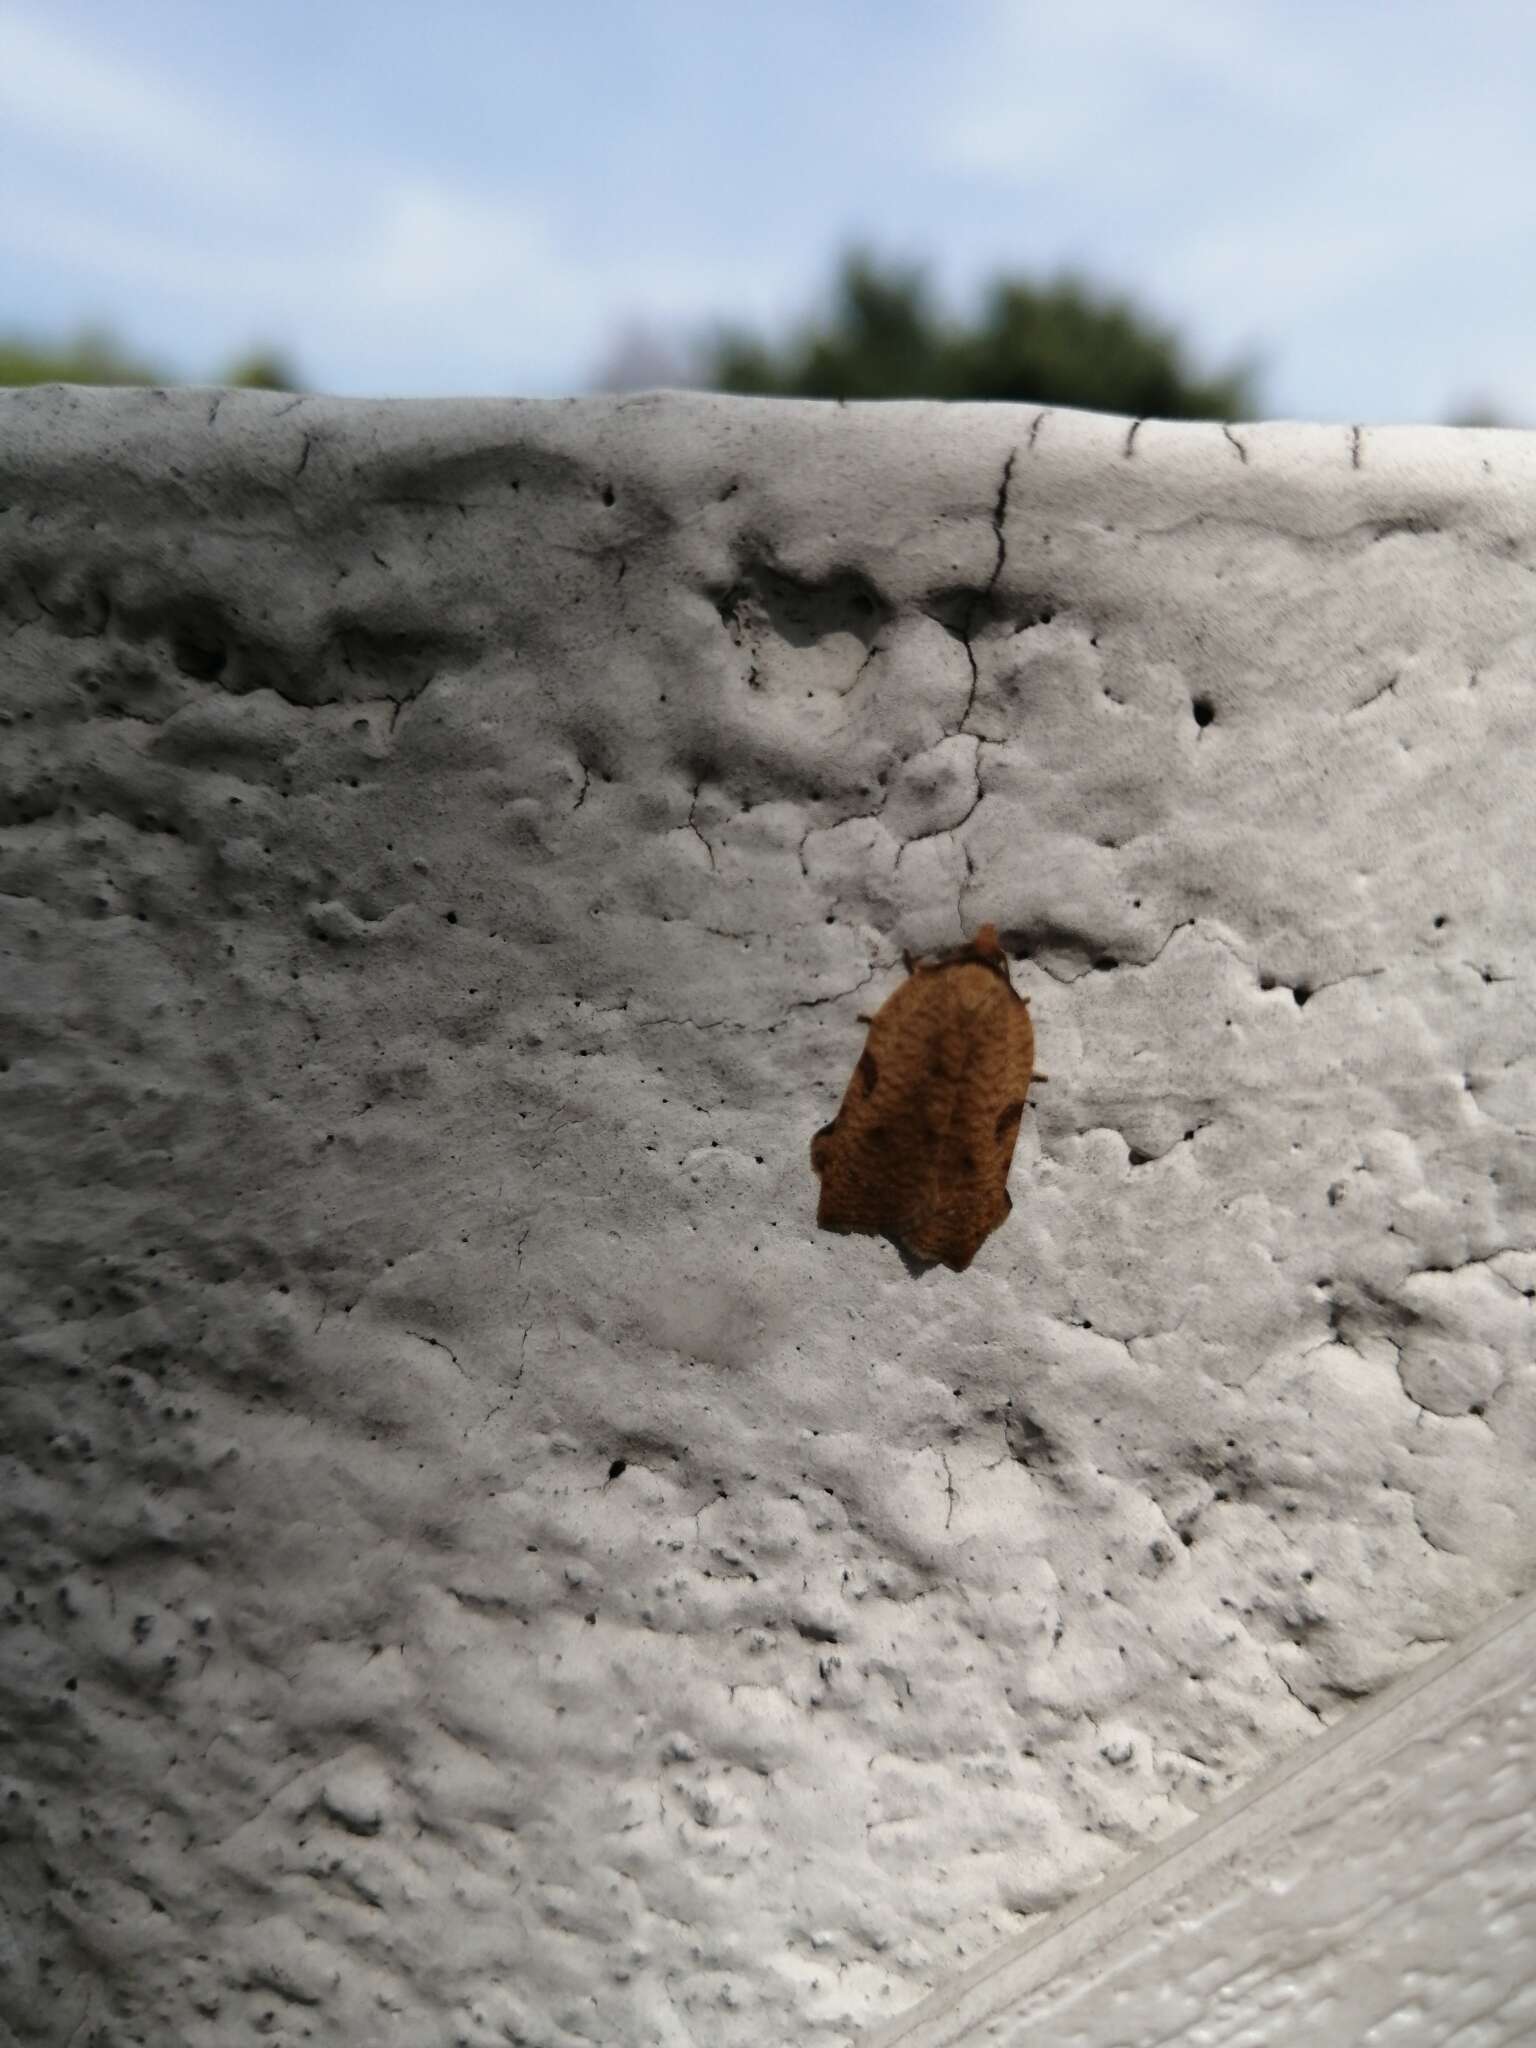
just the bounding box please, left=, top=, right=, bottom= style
left=910, top=924, right=1015, bottom=981
left=964, top=923, right=1015, bottom=986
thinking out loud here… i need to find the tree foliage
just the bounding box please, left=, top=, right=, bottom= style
left=706, top=250, right=1257, bottom=418
left=216, top=347, right=303, bottom=392
left=0, top=324, right=303, bottom=392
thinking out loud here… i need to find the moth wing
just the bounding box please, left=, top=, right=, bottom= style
left=811, top=936, right=1037, bottom=1269
left=893, top=964, right=1034, bottom=1270
left=811, top=976, right=941, bottom=1236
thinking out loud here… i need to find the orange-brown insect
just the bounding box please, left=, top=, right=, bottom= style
left=810, top=924, right=1037, bottom=1272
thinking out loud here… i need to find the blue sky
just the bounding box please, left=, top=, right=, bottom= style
left=3, top=0, right=1531, bottom=421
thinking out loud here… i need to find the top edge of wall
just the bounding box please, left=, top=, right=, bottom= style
left=8, top=384, right=1536, bottom=532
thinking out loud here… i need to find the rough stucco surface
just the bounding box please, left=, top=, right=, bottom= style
left=865, top=1589, right=1536, bottom=2048
left=1, top=388, right=1533, bottom=2047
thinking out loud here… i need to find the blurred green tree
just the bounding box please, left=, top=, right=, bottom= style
left=0, top=324, right=303, bottom=391
left=707, top=250, right=1257, bottom=418
left=217, top=346, right=304, bottom=392
left=1443, top=396, right=1514, bottom=428
left=0, top=323, right=164, bottom=387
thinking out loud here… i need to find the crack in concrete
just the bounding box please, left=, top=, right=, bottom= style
left=1348, top=674, right=1400, bottom=715
left=1407, top=1247, right=1536, bottom=1297
left=634, top=961, right=877, bottom=1035
left=1274, top=1664, right=1327, bottom=1725
left=788, top=963, right=879, bottom=1014
left=989, top=449, right=1016, bottom=594
left=955, top=447, right=1018, bottom=737
left=1026, top=915, right=1200, bottom=984
left=797, top=796, right=891, bottom=881
left=894, top=743, right=984, bottom=870
left=1461, top=960, right=1513, bottom=985
left=853, top=640, right=882, bottom=683
left=1384, top=1477, right=1459, bottom=1555
left=936, top=1449, right=958, bottom=1531
left=685, top=780, right=716, bottom=871
left=407, top=1330, right=466, bottom=1378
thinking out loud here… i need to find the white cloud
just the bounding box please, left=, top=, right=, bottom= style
left=347, top=182, right=554, bottom=309
left=0, top=7, right=580, bottom=384
left=925, top=0, right=1312, bottom=180
left=0, top=5, right=292, bottom=202
left=0, top=143, right=786, bottom=393
left=0, top=176, right=556, bottom=332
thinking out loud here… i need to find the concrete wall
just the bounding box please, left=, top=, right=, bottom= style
left=2, top=388, right=1533, bottom=2045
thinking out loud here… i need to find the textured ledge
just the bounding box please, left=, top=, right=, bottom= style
left=2, top=389, right=1534, bottom=2044
left=865, top=1586, right=1536, bottom=2045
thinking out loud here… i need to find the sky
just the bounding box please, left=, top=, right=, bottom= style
left=3, top=0, right=1532, bottom=422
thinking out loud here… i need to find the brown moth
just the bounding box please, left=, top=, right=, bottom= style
left=810, top=923, right=1036, bottom=1272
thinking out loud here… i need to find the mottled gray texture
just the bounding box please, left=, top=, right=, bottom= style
left=867, top=1589, right=1536, bottom=2047
left=1, top=388, right=1533, bottom=2046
